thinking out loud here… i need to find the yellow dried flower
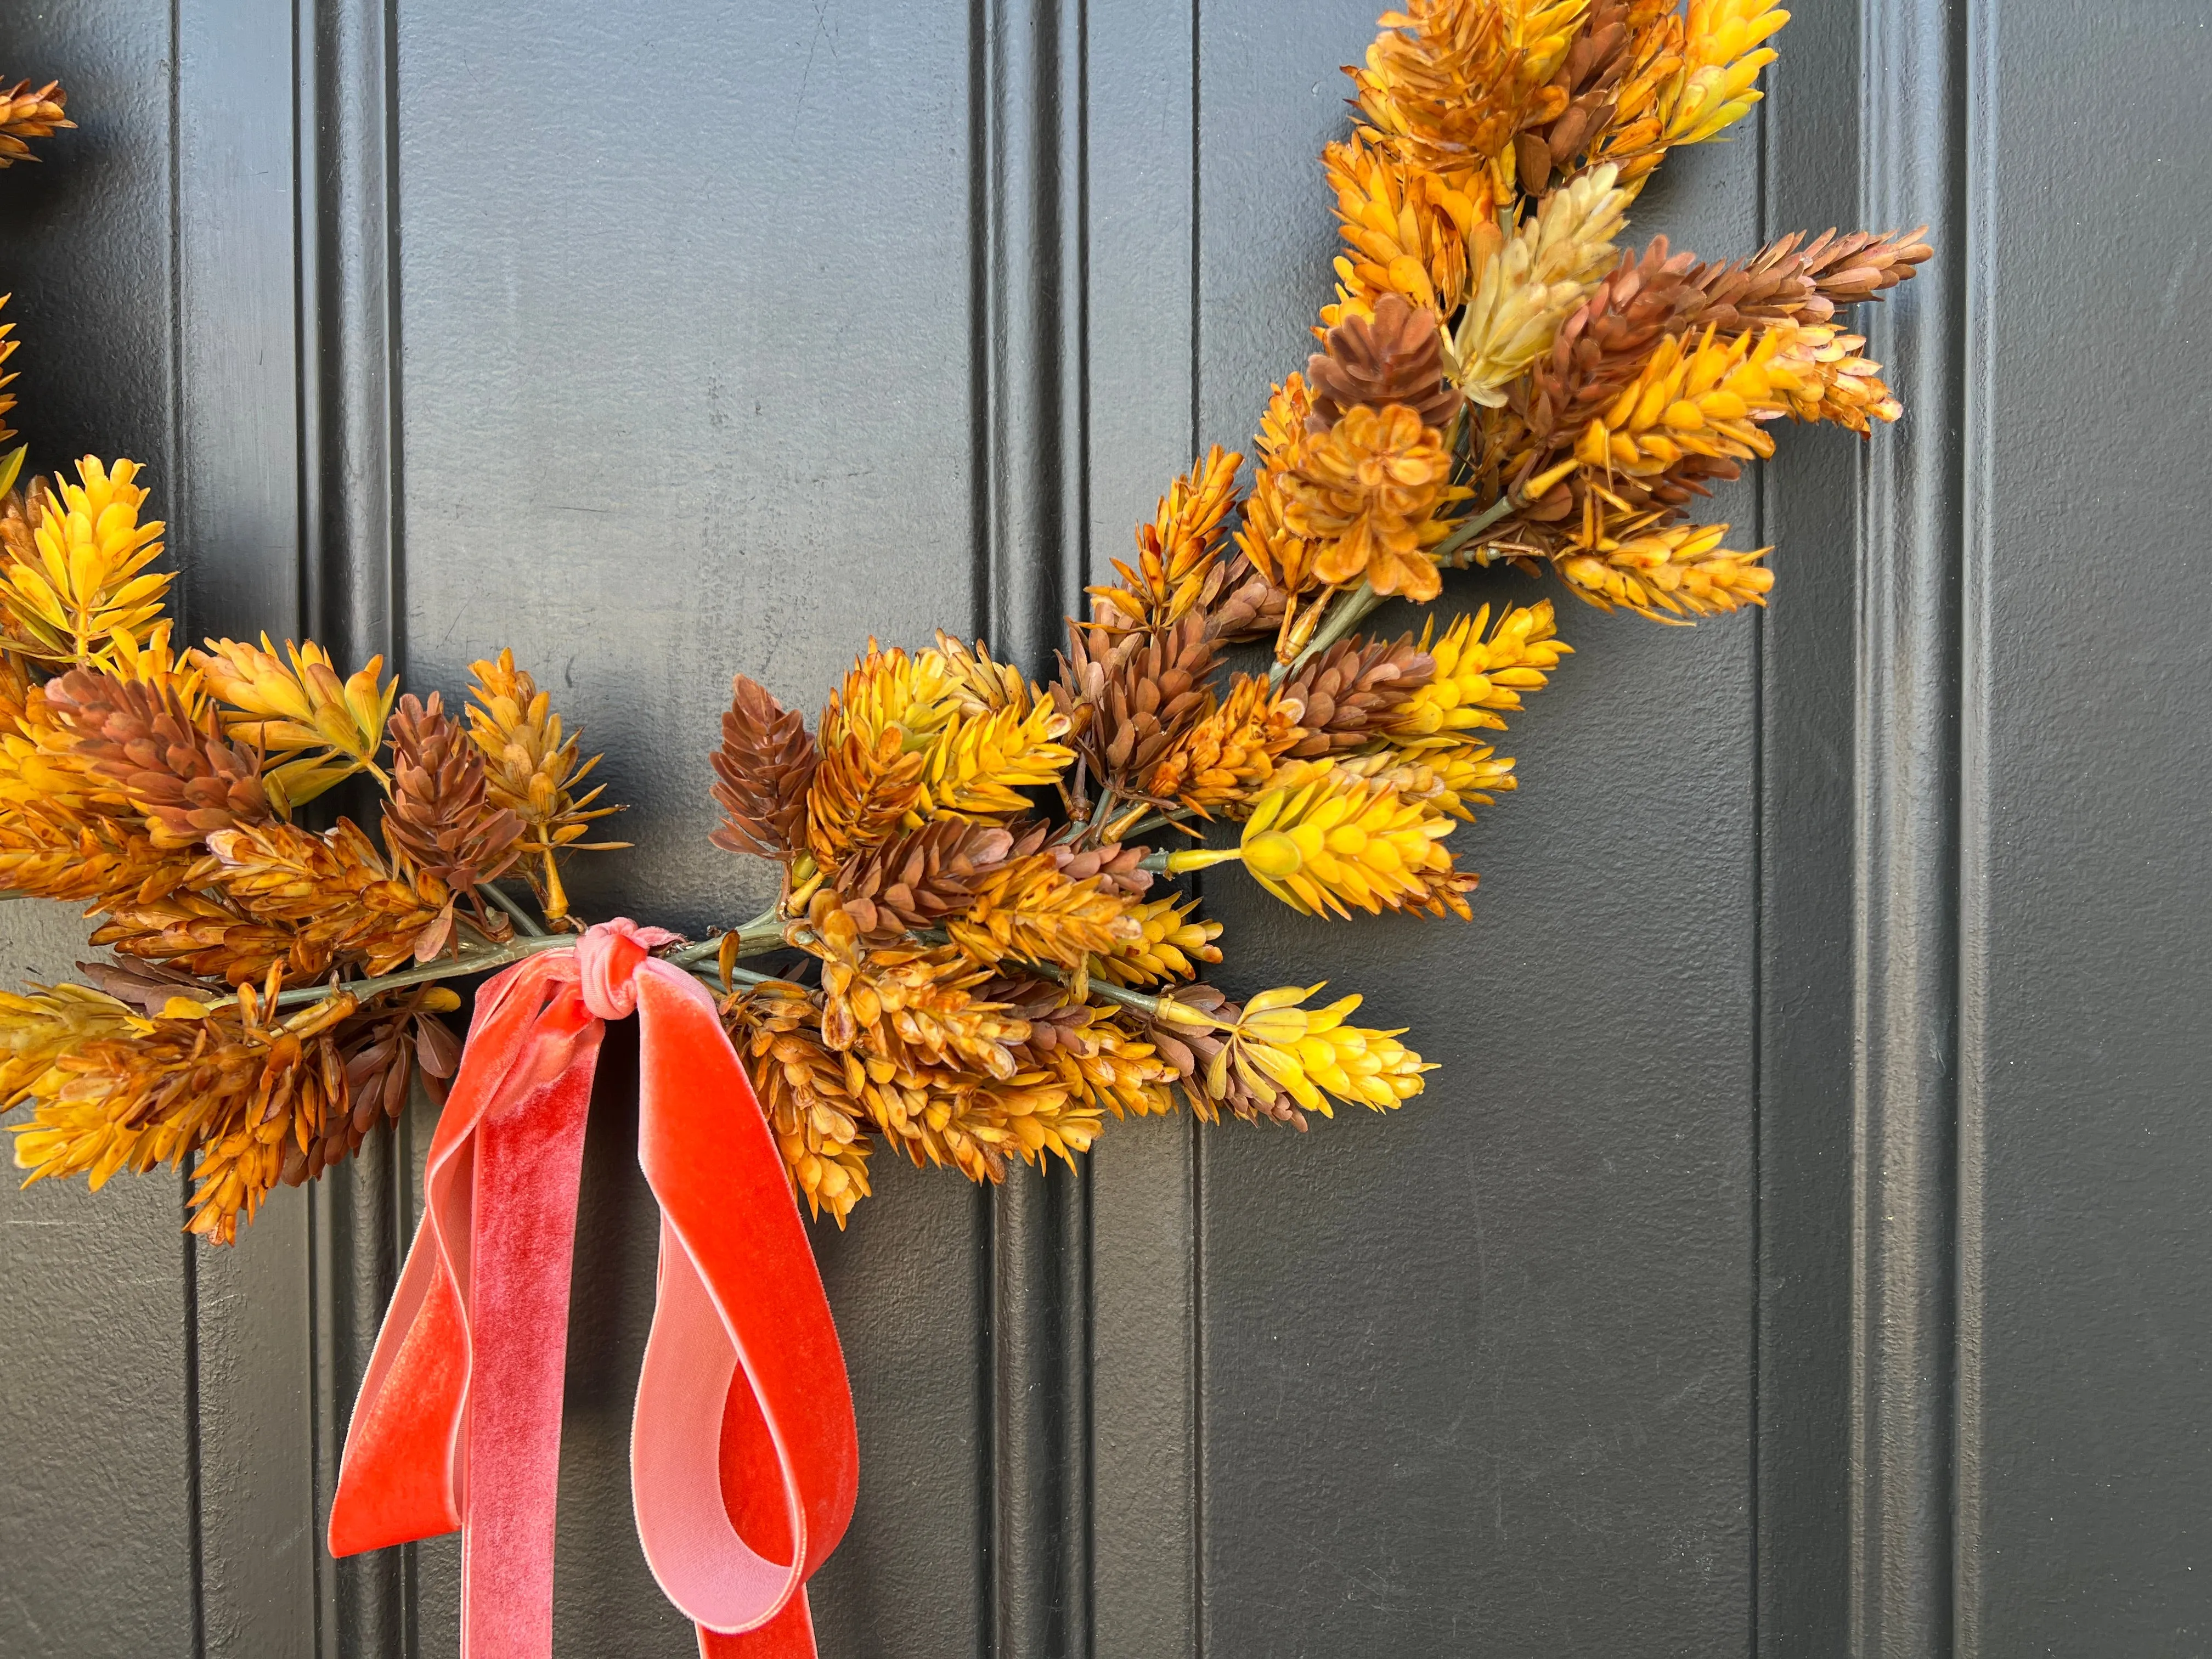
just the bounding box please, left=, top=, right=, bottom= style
left=946, top=854, right=1142, bottom=974
left=1046, top=1011, right=1177, bottom=1121
left=0, top=983, right=138, bottom=1110
left=1282, top=404, right=1460, bottom=603
left=1557, top=517, right=1774, bottom=619
left=1662, top=0, right=1788, bottom=147
left=204, top=818, right=452, bottom=977
left=1234, top=379, right=1328, bottom=647
left=1770, top=324, right=1903, bottom=434
left=0, top=79, right=71, bottom=167
left=916, top=699, right=1075, bottom=821
left=1353, top=0, right=1591, bottom=195
left=1094, top=894, right=1222, bottom=986
left=934, top=631, right=1045, bottom=719
left=1352, top=740, right=1518, bottom=821
left=803, top=890, right=1031, bottom=1079
left=10, top=981, right=359, bottom=1243
left=845, top=1058, right=1003, bottom=1183
left=1139, top=673, right=1302, bottom=812
left=1319, top=133, right=1484, bottom=328
left=1386, top=600, right=1569, bottom=744
left=983, top=1070, right=1103, bottom=1170
left=0, top=310, right=18, bottom=449
left=0, top=458, right=169, bottom=665
left=1171, top=758, right=1474, bottom=919
left=194, top=634, right=396, bottom=810
left=825, top=642, right=958, bottom=756
left=1452, top=163, right=1628, bottom=406
left=1587, top=7, right=1686, bottom=188
left=465, top=649, right=623, bottom=919
left=1156, top=981, right=1432, bottom=1118
left=1572, top=322, right=1810, bottom=479
left=726, top=982, right=874, bottom=1227
left=0, top=680, right=108, bottom=825
left=806, top=643, right=953, bottom=864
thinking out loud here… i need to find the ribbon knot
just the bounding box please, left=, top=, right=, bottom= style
left=328, top=921, right=857, bottom=1658
left=575, top=917, right=683, bottom=1019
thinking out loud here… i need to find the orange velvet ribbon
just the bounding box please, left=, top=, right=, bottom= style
left=327, top=919, right=858, bottom=1658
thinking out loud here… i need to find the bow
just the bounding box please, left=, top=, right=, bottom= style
left=327, top=919, right=858, bottom=1658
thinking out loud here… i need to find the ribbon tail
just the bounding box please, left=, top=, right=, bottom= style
left=327, top=1187, right=471, bottom=1554
left=328, top=955, right=605, bottom=1659
left=458, top=1029, right=601, bottom=1657
left=629, top=963, right=858, bottom=1652
left=330, top=958, right=561, bottom=1556
left=698, top=1592, right=819, bottom=1659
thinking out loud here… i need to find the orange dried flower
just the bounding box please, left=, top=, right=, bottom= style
left=1282, top=404, right=1458, bottom=602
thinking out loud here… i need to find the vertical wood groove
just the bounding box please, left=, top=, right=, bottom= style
left=1747, top=77, right=1770, bottom=1659
left=1756, top=5, right=1865, bottom=1651
left=975, top=1, right=1091, bottom=1654
left=1950, top=3, right=1997, bottom=1652
left=296, top=0, right=407, bottom=1652
left=1084, top=5, right=1200, bottom=1652
left=177, top=0, right=318, bottom=1649
left=1185, top=13, right=1204, bottom=1652
left=170, top=0, right=208, bottom=1649
left=1849, top=0, right=1969, bottom=1654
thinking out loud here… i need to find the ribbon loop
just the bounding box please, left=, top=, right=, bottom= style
left=328, top=922, right=857, bottom=1659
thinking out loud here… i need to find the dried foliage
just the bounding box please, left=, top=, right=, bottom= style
left=11, top=2, right=1926, bottom=1244
left=0, top=80, right=70, bottom=168
left=698, top=0, right=1926, bottom=1228
left=0, top=81, right=623, bottom=1241
left=2, top=580, right=618, bottom=1237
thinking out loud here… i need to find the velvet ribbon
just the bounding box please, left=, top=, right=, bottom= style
left=326, top=919, right=858, bottom=1659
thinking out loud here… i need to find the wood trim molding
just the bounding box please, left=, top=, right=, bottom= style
left=1849, top=1, right=1970, bottom=1654
left=974, top=1, right=1093, bottom=1654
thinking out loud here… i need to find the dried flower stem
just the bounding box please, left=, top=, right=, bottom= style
left=478, top=882, right=547, bottom=936
left=1272, top=492, right=1517, bottom=689
left=1279, top=584, right=1388, bottom=684
left=256, top=931, right=577, bottom=1009
left=1427, top=491, right=1520, bottom=566
left=665, top=910, right=786, bottom=967
left=239, top=907, right=786, bottom=1012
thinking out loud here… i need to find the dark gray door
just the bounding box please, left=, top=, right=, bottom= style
left=2, top=3, right=2207, bottom=1656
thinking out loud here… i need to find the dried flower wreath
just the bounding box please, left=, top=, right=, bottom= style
left=0, top=3, right=1929, bottom=1253
left=4, top=7, right=1931, bottom=1655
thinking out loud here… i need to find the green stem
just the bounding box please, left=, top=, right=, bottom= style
left=682, top=960, right=775, bottom=995
left=1267, top=492, right=1520, bottom=690
left=1082, top=978, right=1164, bottom=1019
left=1137, top=846, right=1239, bottom=875
left=665, top=909, right=785, bottom=967
left=256, top=910, right=788, bottom=1015
left=1025, top=960, right=1165, bottom=1020
left=1273, top=583, right=1385, bottom=686
left=263, top=931, right=578, bottom=1010
left=1118, top=804, right=1201, bottom=841
left=1427, top=492, right=1517, bottom=568
left=477, top=881, right=546, bottom=936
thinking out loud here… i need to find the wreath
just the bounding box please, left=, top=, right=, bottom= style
left=0, top=5, right=1927, bottom=1655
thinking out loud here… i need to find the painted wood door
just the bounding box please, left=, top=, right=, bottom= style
left=1, top=3, right=2207, bottom=1655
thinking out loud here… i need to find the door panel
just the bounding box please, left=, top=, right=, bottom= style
left=4, top=4, right=2211, bottom=1657
left=394, top=3, right=991, bottom=1652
